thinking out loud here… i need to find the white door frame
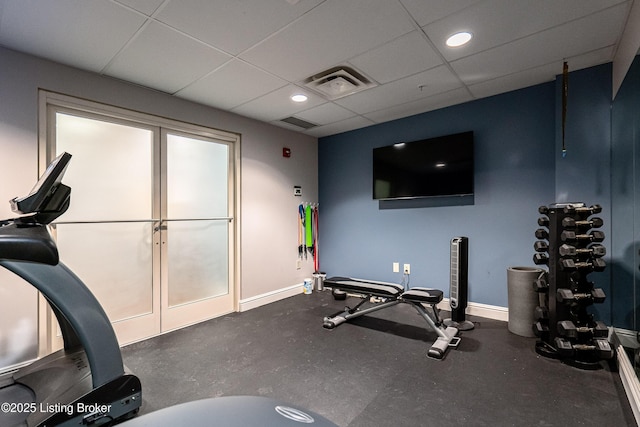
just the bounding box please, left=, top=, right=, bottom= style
left=37, top=90, right=241, bottom=352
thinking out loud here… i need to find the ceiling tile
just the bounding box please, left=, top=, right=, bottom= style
left=426, top=0, right=629, bottom=62
left=295, top=103, right=357, bottom=125
left=105, top=21, right=232, bottom=94
left=303, top=116, right=376, bottom=138
left=468, top=46, right=615, bottom=99
left=0, top=0, right=146, bottom=71
left=399, top=0, right=484, bottom=26
left=177, top=59, right=288, bottom=110
left=335, top=65, right=462, bottom=114
left=156, top=0, right=325, bottom=55
left=363, top=87, right=473, bottom=123
left=240, top=0, right=416, bottom=82
left=348, top=31, right=442, bottom=84
left=451, top=4, right=629, bottom=85
left=467, top=63, right=559, bottom=100
left=231, top=85, right=325, bottom=121
left=114, top=0, right=165, bottom=16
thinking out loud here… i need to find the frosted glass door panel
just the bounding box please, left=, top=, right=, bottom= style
left=167, top=134, right=228, bottom=219
left=56, top=113, right=153, bottom=221
left=167, top=220, right=228, bottom=307
left=47, top=104, right=235, bottom=344
left=53, top=111, right=159, bottom=344
left=166, top=133, right=230, bottom=308
left=56, top=223, right=154, bottom=322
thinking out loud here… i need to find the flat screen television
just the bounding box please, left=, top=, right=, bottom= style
left=373, top=131, right=474, bottom=200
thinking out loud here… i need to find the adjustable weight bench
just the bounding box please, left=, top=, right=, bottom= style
left=322, top=277, right=460, bottom=359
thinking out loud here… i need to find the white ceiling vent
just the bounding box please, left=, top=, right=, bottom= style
left=303, top=66, right=377, bottom=100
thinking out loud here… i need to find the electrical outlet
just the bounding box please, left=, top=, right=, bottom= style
left=393, top=262, right=400, bottom=273
left=404, top=264, right=410, bottom=274
left=296, top=259, right=302, bottom=270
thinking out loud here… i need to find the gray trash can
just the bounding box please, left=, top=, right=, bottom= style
left=507, top=266, right=544, bottom=337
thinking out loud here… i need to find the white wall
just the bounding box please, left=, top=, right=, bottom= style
left=0, top=46, right=318, bottom=364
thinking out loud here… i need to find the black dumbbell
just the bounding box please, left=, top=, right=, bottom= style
left=332, top=288, right=347, bottom=300
left=563, top=204, right=602, bottom=215
left=558, top=244, right=606, bottom=258
left=533, top=321, right=549, bottom=340
left=561, top=217, right=604, bottom=229
left=556, top=288, right=606, bottom=304
left=560, top=230, right=605, bottom=243
left=535, top=228, right=549, bottom=240
left=561, top=258, right=606, bottom=272
left=554, top=337, right=613, bottom=359
left=533, top=277, right=549, bottom=293
left=538, top=206, right=549, bottom=215
left=591, top=287, right=606, bottom=303
left=538, top=217, right=549, bottom=227
left=557, top=320, right=608, bottom=338
left=534, top=241, right=548, bottom=252
left=533, top=253, right=549, bottom=265
left=534, top=306, right=549, bottom=321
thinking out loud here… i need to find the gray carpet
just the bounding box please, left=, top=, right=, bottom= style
left=121, top=291, right=636, bottom=426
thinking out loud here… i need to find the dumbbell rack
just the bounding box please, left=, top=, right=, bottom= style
left=533, top=202, right=614, bottom=369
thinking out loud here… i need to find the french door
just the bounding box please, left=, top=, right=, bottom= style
left=43, top=97, right=237, bottom=346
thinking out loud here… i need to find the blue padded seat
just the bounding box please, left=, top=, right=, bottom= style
left=325, top=277, right=404, bottom=297
left=402, top=288, right=443, bottom=304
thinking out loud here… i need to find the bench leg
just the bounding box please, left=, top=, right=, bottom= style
left=410, top=302, right=460, bottom=359
left=323, top=299, right=400, bottom=329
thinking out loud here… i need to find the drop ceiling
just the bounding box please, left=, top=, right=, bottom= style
left=0, top=0, right=635, bottom=138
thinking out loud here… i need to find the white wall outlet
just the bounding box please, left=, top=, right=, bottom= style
left=393, top=262, right=400, bottom=273
left=404, top=263, right=411, bottom=274
left=296, top=259, right=302, bottom=270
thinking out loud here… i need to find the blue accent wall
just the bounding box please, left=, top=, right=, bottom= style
left=319, top=62, right=625, bottom=324
left=319, top=83, right=556, bottom=307
left=553, top=63, right=613, bottom=323
left=611, top=56, right=640, bottom=331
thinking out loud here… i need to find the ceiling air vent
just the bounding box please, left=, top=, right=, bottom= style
left=280, top=116, right=317, bottom=129
left=303, top=66, right=377, bottom=100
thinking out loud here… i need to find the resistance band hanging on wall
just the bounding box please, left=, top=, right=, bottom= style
left=305, top=204, right=313, bottom=255
left=313, top=204, right=319, bottom=273
left=298, top=204, right=306, bottom=260
left=298, top=202, right=319, bottom=270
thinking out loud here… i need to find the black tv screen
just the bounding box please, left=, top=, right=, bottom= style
left=373, top=131, right=474, bottom=200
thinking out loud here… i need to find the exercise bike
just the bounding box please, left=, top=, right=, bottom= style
left=0, top=152, right=336, bottom=426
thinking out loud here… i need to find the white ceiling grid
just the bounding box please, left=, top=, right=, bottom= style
left=0, top=0, right=633, bottom=137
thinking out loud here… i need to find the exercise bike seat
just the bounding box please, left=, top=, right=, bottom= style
left=402, top=288, right=443, bottom=304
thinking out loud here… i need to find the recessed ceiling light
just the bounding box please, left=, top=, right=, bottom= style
left=291, top=94, right=308, bottom=102
left=435, top=162, right=446, bottom=168
left=446, top=32, right=472, bottom=47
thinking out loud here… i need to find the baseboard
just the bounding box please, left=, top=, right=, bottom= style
left=239, top=283, right=303, bottom=312
left=239, top=283, right=509, bottom=323
left=612, top=330, right=640, bottom=426
left=438, top=298, right=509, bottom=322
